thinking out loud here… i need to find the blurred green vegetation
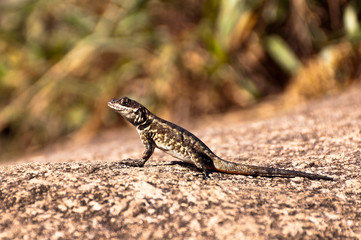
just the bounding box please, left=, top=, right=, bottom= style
left=0, top=0, right=360, bottom=161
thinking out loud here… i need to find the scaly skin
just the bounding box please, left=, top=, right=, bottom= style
left=108, top=97, right=333, bottom=180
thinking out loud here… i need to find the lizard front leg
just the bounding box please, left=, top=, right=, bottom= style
left=120, top=137, right=155, bottom=167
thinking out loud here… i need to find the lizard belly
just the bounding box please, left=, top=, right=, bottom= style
left=155, top=141, right=194, bottom=163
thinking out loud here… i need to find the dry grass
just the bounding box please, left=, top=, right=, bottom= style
left=0, top=0, right=360, bottom=161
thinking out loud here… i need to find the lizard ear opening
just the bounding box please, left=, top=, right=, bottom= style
left=133, top=108, right=140, bottom=115
left=134, top=108, right=145, bottom=125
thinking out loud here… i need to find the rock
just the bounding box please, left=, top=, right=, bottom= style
left=1, top=84, right=361, bottom=239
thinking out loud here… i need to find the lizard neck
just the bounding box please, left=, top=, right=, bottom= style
left=136, top=114, right=154, bottom=131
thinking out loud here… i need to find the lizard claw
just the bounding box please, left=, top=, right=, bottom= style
left=202, top=170, right=211, bottom=180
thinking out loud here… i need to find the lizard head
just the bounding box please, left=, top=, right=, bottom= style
left=108, top=97, right=149, bottom=126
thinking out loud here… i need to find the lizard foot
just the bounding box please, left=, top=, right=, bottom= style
left=119, top=159, right=145, bottom=167
left=202, top=169, right=211, bottom=180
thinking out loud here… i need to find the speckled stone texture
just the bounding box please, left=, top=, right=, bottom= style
left=1, top=84, right=361, bottom=239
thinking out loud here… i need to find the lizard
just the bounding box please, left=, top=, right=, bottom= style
left=108, top=97, right=333, bottom=180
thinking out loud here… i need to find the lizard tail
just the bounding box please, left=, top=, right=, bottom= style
left=212, top=158, right=333, bottom=180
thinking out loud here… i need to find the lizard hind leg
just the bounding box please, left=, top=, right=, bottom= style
left=189, top=152, right=211, bottom=179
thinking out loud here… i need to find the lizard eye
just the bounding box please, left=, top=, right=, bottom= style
left=121, top=98, right=128, bottom=104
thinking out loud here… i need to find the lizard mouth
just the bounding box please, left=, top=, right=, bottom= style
left=107, top=100, right=127, bottom=111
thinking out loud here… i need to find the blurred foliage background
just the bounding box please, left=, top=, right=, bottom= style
left=0, top=0, right=360, bottom=161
